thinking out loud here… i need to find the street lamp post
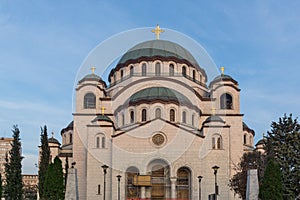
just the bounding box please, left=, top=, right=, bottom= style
left=212, top=165, right=219, bottom=200
left=101, top=165, right=109, bottom=200
left=116, top=175, right=121, bottom=200
left=197, top=176, right=203, bottom=200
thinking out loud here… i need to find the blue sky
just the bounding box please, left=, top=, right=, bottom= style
left=0, top=1, right=299, bottom=174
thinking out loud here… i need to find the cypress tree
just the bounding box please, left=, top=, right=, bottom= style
left=38, top=125, right=50, bottom=199
left=259, top=159, right=283, bottom=200
left=0, top=173, right=2, bottom=198
left=44, top=156, right=65, bottom=200
left=4, top=125, right=23, bottom=200
left=229, top=151, right=265, bottom=200
left=265, top=114, right=300, bottom=199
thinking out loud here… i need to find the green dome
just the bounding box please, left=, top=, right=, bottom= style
left=118, top=40, right=199, bottom=67
left=129, top=87, right=191, bottom=105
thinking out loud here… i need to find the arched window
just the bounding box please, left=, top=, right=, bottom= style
left=192, top=114, right=195, bottom=127
left=130, top=65, right=134, bottom=77
left=130, top=110, right=135, bottom=123
left=155, top=62, right=161, bottom=76
left=182, top=66, right=187, bottom=77
left=155, top=108, right=162, bottom=118
left=120, top=70, right=124, bottom=80
left=192, top=70, right=196, bottom=81
left=142, top=63, right=147, bottom=76
left=121, top=113, right=125, bottom=126
left=182, top=111, right=187, bottom=123
left=96, top=137, right=100, bottom=148
left=113, top=73, right=116, bottom=83
left=220, top=93, right=233, bottom=109
left=101, top=137, right=106, bottom=148
left=126, top=167, right=139, bottom=199
left=177, top=167, right=191, bottom=199
left=170, top=109, right=175, bottom=122
left=249, top=135, right=253, bottom=145
left=212, top=134, right=222, bottom=149
left=84, top=93, right=96, bottom=109
left=96, top=134, right=105, bottom=148
left=69, top=133, right=72, bottom=144
left=142, top=109, right=147, bottom=122
left=169, top=64, right=174, bottom=76
left=244, top=134, right=247, bottom=145
left=199, top=74, right=202, bottom=82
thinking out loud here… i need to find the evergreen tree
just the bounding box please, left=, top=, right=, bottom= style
left=38, top=125, right=50, bottom=199
left=65, top=156, right=69, bottom=188
left=259, top=159, right=283, bottom=200
left=0, top=173, right=2, bottom=198
left=43, top=156, right=65, bottom=200
left=4, top=125, right=23, bottom=200
left=229, top=151, right=265, bottom=200
left=265, top=114, right=300, bottom=199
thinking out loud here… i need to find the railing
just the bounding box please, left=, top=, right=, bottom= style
left=108, top=73, right=206, bottom=88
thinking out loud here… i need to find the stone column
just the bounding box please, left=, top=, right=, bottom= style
left=65, top=168, right=79, bottom=200
left=246, top=169, right=259, bottom=200
left=170, top=177, right=177, bottom=199
left=141, top=186, right=146, bottom=199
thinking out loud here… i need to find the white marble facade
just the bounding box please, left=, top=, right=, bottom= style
left=58, top=38, right=255, bottom=200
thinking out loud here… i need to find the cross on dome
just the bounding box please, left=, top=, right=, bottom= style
left=151, top=24, right=165, bottom=40
left=91, top=66, right=96, bottom=74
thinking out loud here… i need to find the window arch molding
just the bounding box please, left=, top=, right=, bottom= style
left=155, top=61, right=162, bottom=76
left=141, top=108, right=147, bottom=122
left=84, top=92, right=96, bottom=109
left=169, top=62, right=176, bottom=76
left=141, top=62, right=147, bottom=76
left=182, top=110, right=187, bottom=124
left=176, top=166, right=192, bottom=199
left=220, top=93, right=233, bottom=109
left=155, top=107, right=162, bottom=119
left=95, top=133, right=106, bottom=149
left=212, top=133, right=223, bottom=150
left=129, top=109, right=135, bottom=124
left=169, top=108, right=177, bottom=122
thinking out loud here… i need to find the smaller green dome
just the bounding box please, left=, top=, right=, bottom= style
left=78, top=73, right=107, bottom=87
left=92, top=115, right=113, bottom=123
left=129, top=87, right=191, bottom=106
left=48, top=137, right=61, bottom=145
left=203, top=116, right=225, bottom=124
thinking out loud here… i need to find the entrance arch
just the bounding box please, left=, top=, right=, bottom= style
left=176, top=167, right=191, bottom=200
left=126, top=166, right=140, bottom=199
left=147, top=159, right=170, bottom=200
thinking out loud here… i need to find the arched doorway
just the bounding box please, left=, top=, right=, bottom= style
left=147, top=159, right=170, bottom=200
left=176, top=167, right=191, bottom=200
left=126, top=166, right=140, bottom=199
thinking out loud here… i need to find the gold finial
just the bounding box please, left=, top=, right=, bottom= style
left=101, top=107, right=106, bottom=116
left=151, top=24, right=165, bottom=40
left=221, top=66, right=225, bottom=75
left=211, top=107, right=216, bottom=116
left=91, top=66, right=96, bottom=74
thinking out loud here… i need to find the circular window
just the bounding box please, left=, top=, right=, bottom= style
left=152, top=133, right=165, bottom=146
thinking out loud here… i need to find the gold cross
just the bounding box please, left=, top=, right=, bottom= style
left=101, top=107, right=106, bottom=115
left=151, top=24, right=164, bottom=40
left=221, top=66, right=225, bottom=75
left=211, top=107, right=216, bottom=116
left=91, top=66, right=96, bottom=74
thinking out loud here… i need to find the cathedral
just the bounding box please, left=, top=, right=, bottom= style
left=55, top=26, right=255, bottom=200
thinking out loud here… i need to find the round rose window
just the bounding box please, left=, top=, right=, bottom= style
left=152, top=133, right=165, bottom=146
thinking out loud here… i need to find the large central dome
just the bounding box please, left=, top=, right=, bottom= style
left=118, top=40, right=200, bottom=68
